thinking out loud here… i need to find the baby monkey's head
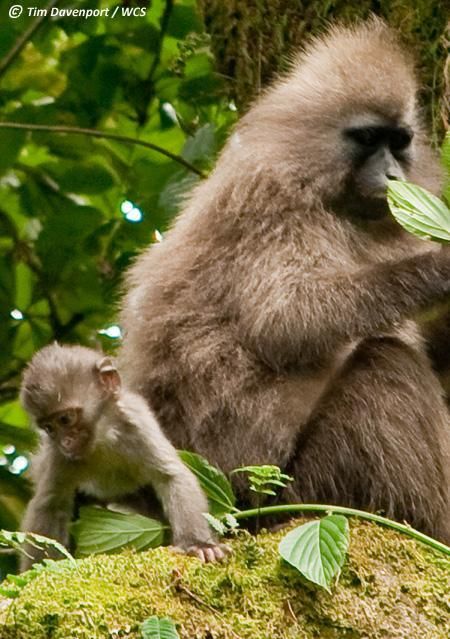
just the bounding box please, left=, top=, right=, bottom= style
left=20, top=343, right=121, bottom=461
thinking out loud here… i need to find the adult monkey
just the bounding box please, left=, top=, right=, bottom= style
left=119, top=19, right=450, bottom=541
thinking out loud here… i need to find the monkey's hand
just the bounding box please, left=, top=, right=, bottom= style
left=172, top=541, right=231, bottom=563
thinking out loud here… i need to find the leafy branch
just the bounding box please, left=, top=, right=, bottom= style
left=232, top=465, right=293, bottom=533
left=232, top=465, right=293, bottom=497
left=0, top=122, right=206, bottom=177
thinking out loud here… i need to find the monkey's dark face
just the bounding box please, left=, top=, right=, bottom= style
left=37, top=406, right=95, bottom=461
left=334, top=118, right=414, bottom=220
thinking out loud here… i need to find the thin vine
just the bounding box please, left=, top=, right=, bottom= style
left=234, top=503, right=450, bottom=557
left=0, top=122, right=206, bottom=177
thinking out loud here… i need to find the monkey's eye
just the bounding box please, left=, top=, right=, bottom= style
left=389, top=128, right=413, bottom=152
left=56, top=409, right=78, bottom=428
left=346, top=127, right=381, bottom=149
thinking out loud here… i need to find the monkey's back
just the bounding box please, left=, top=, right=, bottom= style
left=118, top=155, right=437, bottom=474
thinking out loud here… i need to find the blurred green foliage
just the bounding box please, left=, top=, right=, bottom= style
left=0, top=0, right=237, bottom=574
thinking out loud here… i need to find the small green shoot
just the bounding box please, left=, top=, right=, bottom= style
left=231, top=465, right=293, bottom=497
left=232, top=465, right=293, bottom=533
left=203, top=512, right=239, bottom=537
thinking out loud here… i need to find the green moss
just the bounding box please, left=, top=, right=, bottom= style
left=1, top=520, right=449, bottom=638
left=198, top=0, right=448, bottom=141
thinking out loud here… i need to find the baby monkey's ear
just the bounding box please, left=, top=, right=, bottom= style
left=96, top=357, right=121, bottom=396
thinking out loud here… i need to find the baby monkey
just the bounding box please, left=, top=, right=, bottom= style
left=19, top=343, right=227, bottom=571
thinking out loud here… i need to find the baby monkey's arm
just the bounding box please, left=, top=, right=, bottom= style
left=20, top=448, right=77, bottom=571
left=115, top=391, right=229, bottom=562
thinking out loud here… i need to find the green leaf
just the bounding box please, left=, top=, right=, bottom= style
left=0, top=530, right=74, bottom=564
left=45, top=161, right=116, bottom=194
left=223, top=513, right=239, bottom=530
left=203, top=513, right=226, bottom=536
left=71, top=506, right=166, bottom=557
left=0, top=400, right=29, bottom=428
left=182, top=124, right=216, bottom=164
left=0, top=423, right=35, bottom=449
left=166, top=4, right=202, bottom=39
left=14, top=262, right=34, bottom=311
left=36, top=204, right=103, bottom=278
left=279, top=515, right=349, bottom=592
left=387, top=180, right=450, bottom=242
left=442, top=133, right=450, bottom=205
left=0, top=129, right=26, bottom=174
left=442, top=132, right=450, bottom=174
left=178, top=451, right=236, bottom=516
left=141, top=616, right=179, bottom=639
left=232, top=464, right=293, bottom=497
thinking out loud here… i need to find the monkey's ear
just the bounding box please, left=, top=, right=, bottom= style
left=96, top=357, right=121, bottom=395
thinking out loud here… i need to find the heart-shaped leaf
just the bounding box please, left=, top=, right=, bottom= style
left=387, top=180, right=450, bottom=242
left=279, top=515, right=349, bottom=592
left=71, top=506, right=166, bottom=557
left=141, top=616, right=179, bottom=639
left=178, top=451, right=236, bottom=516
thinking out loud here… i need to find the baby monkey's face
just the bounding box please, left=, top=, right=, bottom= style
left=37, top=405, right=94, bottom=461
left=21, top=345, right=122, bottom=461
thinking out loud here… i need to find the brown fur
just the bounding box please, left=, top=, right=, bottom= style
left=119, top=19, right=450, bottom=541
left=20, top=344, right=225, bottom=570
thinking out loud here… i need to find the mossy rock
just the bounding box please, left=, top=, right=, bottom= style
left=0, top=519, right=449, bottom=638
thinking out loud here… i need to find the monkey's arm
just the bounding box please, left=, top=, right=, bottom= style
left=420, top=299, right=450, bottom=369
left=115, top=393, right=227, bottom=562
left=20, top=445, right=77, bottom=571
left=234, top=249, right=450, bottom=366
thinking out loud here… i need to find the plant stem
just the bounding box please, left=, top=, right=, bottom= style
left=0, top=0, right=60, bottom=80
left=0, top=121, right=206, bottom=177
left=256, top=494, right=260, bottom=535
left=234, top=504, right=450, bottom=556
left=172, top=569, right=243, bottom=639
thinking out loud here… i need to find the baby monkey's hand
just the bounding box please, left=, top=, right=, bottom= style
left=173, top=542, right=231, bottom=563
